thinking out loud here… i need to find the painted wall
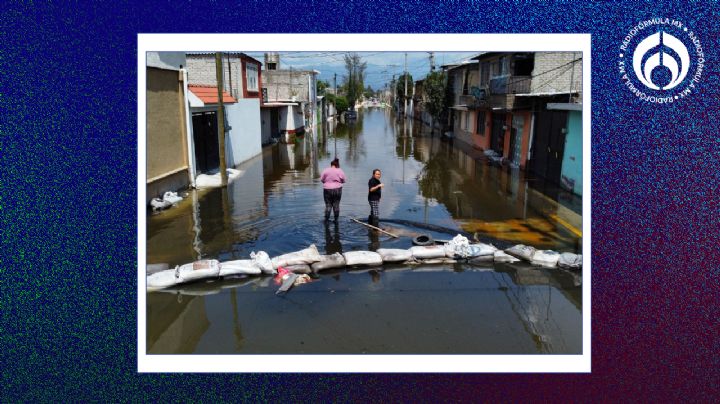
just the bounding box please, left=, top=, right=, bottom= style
left=561, top=110, right=583, bottom=196
left=225, top=99, right=262, bottom=167
left=146, top=68, right=188, bottom=191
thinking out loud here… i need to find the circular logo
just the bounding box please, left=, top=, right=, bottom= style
left=619, top=18, right=704, bottom=103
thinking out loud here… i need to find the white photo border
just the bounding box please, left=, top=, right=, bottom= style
left=138, top=33, right=591, bottom=373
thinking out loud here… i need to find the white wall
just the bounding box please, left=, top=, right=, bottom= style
left=147, top=52, right=185, bottom=70
left=225, top=99, right=262, bottom=167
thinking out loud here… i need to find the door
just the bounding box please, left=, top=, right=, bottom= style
left=192, top=111, right=220, bottom=174
left=270, top=108, right=279, bottom=139
left=491, top=113, right=505, bottom=154
left=509, top=115, right=524, bottom=167
left=530, top=109, right=567, bottom=184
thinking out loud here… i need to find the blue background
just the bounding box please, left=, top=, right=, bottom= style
left=2, top=1, right=719, bottom=400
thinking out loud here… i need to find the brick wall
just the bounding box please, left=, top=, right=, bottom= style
left=531, top=52, right=583, bottom=95
left=185, top=54, right=245, bottom=99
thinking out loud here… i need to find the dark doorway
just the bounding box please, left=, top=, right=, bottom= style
left=530, top=109, right=568, bottom=184
left=270, top=108, right=279, bottom=140
left=491, top=113, right=505, bottom=154
left=192, top=111, right=220, bottom=174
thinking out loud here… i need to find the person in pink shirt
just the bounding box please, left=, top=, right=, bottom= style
left=320, top=158, right=346, bottom=222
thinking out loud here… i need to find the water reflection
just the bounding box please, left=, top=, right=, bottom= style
left=147, top=108, right=582, bottom=355
left=146, top=265, right=581, bottom=354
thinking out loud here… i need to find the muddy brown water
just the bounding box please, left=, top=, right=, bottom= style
left=146, top=108, right=583, bottom=354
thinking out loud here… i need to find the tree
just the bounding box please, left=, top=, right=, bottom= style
left=343, top=53, right=367, bottom=110
left=395, top=72, right=413, bottom=103
left=317, top=80, right=329, bottom=96
left=364, top=85, right=374, bottom=99
left=424, top=70, right=447, bottom=135
left=334, top=96, right=349, bottom=114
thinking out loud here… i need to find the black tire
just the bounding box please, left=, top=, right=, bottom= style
left=412, top=234, right=434, bottom=246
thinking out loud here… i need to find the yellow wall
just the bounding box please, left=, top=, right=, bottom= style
left=146, top=67, right=188, bottom=182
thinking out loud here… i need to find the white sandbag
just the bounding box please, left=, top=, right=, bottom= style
left=163, top=191, right=183, bottom=204
left=147, top=263, right=169, bottom=275
left=176, top=259, right=221, bottom=282
left=251, top=251, right=274, bottom=274
left=271, top=244, right=322, bottom=269
left=467, top=243, right=498, bottom=258
left=343, top=251, right=383, bottom=266
left=311, top=253, right=346, bottom=272
left=377, top=248, right=413, bottom=263
left=283, top=264, right=312, bottom=274
left=410, top=245, right=447, bottom=260
left=531, top=250, right=560, bottom=268
left=558, top=253, right=582, bottom=269
left=147, top=269, right=180, bottom=291
left=505, top=244, right=536, bottom=261
left=195, top=168, right=244, bottom=188
left=150, top=198, right=172, bottom=211
left=219, top=259, right=262, bottom=277
left=418, top=258, right=457, bottom=265
left=494, top=250, right=520, bottom=263
left=443, top=234, right=470, bottom=258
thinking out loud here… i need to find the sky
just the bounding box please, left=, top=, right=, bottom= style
left=245, top=52, right=480, bottom=91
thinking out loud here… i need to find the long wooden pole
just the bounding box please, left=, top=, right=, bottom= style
left=215, top=52, right=228, bottom=186
left=350, top=218, right=398, bottom=238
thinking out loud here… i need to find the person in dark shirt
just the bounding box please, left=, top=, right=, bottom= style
left=367, top=169, right=383, bottom=226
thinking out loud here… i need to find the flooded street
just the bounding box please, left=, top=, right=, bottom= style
left=146, top=108, right=582, bottom=354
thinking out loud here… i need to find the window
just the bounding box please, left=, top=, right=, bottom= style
left=246, top=63, right=258, bottom=92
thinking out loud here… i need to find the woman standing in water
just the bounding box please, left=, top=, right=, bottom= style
left=367, top=169, right=383, bottom=226
left=320, top=158, right=346, bottom=222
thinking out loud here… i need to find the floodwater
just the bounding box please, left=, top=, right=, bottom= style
left=146, top=108, right=583, bottom=355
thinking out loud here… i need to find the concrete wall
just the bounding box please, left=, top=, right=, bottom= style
left=531, top=52, right=582, bottom=95
left=264, top=70, right=314, bottom=101
left=225, top=99, right=262, bottom=167
left=280, top=105, right=304, bottom=131
left=561, top=110, right=583, bottom=196
left=146, top=67, right=189, bottom=199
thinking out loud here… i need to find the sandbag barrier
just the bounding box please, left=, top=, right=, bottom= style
left=147, top=236, right=582, bottom=292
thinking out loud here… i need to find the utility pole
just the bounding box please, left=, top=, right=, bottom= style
left=333, top=73, right=337, bottom=96
left=429, top=52, right=435, bottom=72
left=404, top=53, right=408, bottom=117
left=215, top=52, right=228, bottom=186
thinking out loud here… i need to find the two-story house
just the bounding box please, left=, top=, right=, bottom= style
left=185, top=52, right=264, bottom=175
left=261, top=64, right=319, bottom=144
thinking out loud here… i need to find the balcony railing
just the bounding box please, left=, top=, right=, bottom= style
left=489, top=76, right=531, bottom=95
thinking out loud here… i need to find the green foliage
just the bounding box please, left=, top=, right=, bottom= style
left=334, top=96, right=349, bottom=113
left=424, top=70, right=447, bottom=131
left=317, top=80, right=329, bottom=95
left=343, top=53, right=367, bottom=109
left=395, top=73, right=413, bottom=100
left=363, top=85, right=374, bottom=99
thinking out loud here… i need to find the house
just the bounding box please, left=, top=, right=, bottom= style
left=145, top=52, right=192, bottom=204
left=445, top=60, right=480, bottom=145
left=185, top=53, right=264, bottom=174
left=468, top=52, right=582, bottom=195
left=261, top=67, right=319, bottom=144
left=521, top=52, right=583, bottom=195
